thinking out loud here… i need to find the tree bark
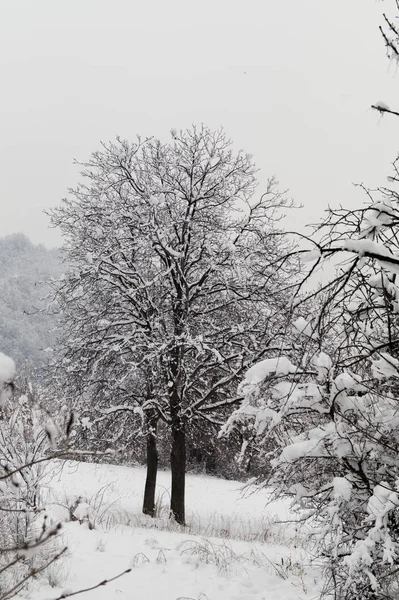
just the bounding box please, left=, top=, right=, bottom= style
left=142, top=411, right=158, bottom=517
left=170, top=423, right=186, bottom=525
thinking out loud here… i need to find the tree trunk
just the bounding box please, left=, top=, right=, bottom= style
left=168, top=295, right=187, bottom=525
left=142, top=412, right=158, bottom=517
left=170, top=423, right=186, bottom=525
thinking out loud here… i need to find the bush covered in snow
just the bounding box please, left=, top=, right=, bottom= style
left=0, top=354, right=86, bottom=598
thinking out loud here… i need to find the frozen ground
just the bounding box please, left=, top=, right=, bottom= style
left=16, top=462, right=321, bottom=600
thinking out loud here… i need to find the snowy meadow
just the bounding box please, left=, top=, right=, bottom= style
left=16, top=461, right=318, bottom=600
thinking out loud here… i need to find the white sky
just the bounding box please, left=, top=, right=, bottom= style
left=0, top=0, right=398, bottom=247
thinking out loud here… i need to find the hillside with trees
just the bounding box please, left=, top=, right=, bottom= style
left=0, top=233, right=61, bottom=369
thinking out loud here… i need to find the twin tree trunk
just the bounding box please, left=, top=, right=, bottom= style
left=141, top=403, right=187, bottom=526
left=142, top=410, right=159, bottom=517
left=143, top=293, right=187, bottom=523
left=142, top=410, right=186, bottom=524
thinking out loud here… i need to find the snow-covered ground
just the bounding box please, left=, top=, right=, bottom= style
left=18, top=462, right=321, bottom=600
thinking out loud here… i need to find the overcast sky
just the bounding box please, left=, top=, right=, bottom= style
left=1, top=0, right=398, bottom=247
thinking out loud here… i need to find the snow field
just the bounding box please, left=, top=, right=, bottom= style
left=20, top=461, right=320, bottom=600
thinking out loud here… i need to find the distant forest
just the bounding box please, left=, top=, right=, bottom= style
left=0, top=233, right=61, bottom=368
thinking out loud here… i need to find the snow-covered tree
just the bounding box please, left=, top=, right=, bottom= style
left=223, top=5, right=399, bottom=595
left=226, top=170, right=399, bottom=598
left=49, top=125, right=296, bottom=524
left=0, top=351, right=130, bottom=599
left=0, top=353, right=67, bottom=598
